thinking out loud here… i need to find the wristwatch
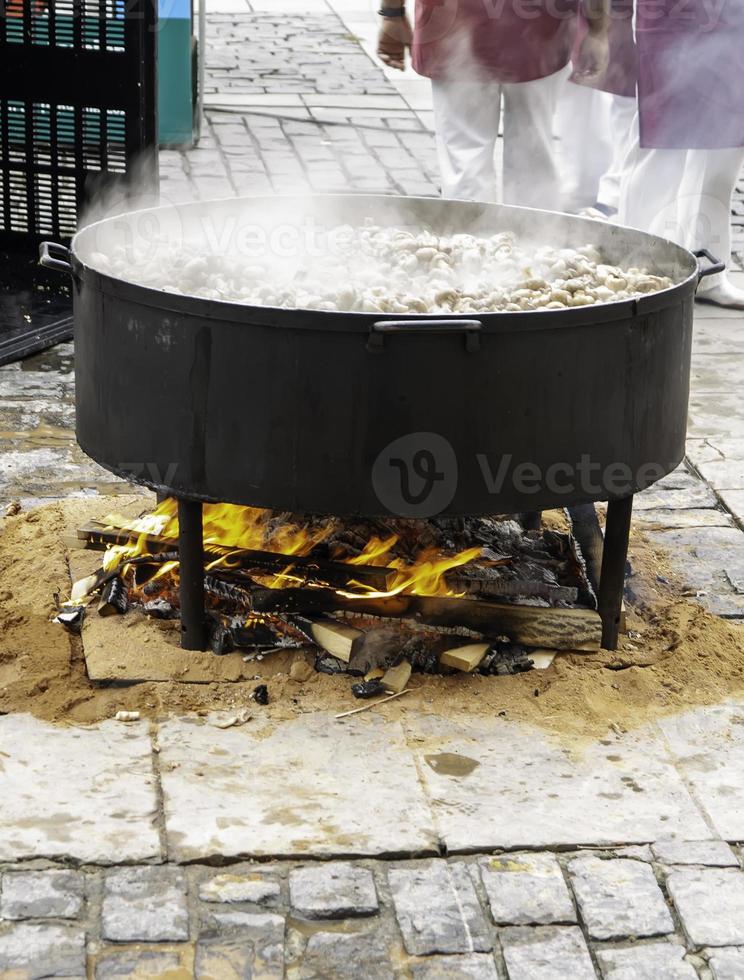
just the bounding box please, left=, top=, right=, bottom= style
left=378, top=6, right=406, bottom=16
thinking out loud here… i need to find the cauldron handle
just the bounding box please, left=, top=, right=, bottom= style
left=368, top=318, right=482, bottom=353
left=39, top=242, right=73, bottom=275
left=693, top=249, right=725, bottom=283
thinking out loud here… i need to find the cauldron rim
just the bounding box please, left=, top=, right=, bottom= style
left=70, top=193, right=699, bottom=331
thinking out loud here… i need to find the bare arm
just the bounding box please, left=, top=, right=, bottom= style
left=574, top=0, right=611, bottom=80
left=377, top=2, right=413, bottom=72
left=583, top=0, right=612, bottom=34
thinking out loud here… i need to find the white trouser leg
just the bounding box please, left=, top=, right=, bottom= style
left=555, top=84, right=613, bottom=211
left=431, top=79, right=502, bottom=202
left=676, top=147, right=744, bottom=286
left=618, top=132, right=688, bottom=239
left=620, top=135, right=744, bottom=304
left=597, top=94, right=637, bottom=213
left=501, top=65, right=569, bottom=210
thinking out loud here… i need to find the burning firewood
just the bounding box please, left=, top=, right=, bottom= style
left=97, top=576, right=128, bottom=617
left=69, top=504, right=605, bottom=675
left=203, top=575, right=253, bottom=609
left=445, top=572, right=578, bottom=604
left=76, top=521, right=392, bottom=590
left=249, top=586, right=411, bottom=620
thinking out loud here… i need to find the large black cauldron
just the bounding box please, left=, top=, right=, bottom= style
left=41, top=194, right=716, bottom=650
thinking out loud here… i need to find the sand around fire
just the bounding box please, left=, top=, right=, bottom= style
left=1, top=496, right=743, bottom=740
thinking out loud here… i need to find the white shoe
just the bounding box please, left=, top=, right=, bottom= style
left=579, top=206, right=611, bottom=222
left=696, top=277, right=744, bottom=310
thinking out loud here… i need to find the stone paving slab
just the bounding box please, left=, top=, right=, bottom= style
left=689, top=354, right=744, bottom=393
left=199, top=870, right=282, bottom=904
left=717, top=489, right=744, bottom=526
left=688, top=393, right=744, bottom=440
left=659, top=705, right=744, bottom=841
left=634, top=485, right=720, bottom=510
left=645, top=527, right=744, bottom=617
left=667, top=867, right=744, bottom=946
left=499, top=926, right=596, bottom=980
left=94, top=948, right=186, bottom=979
left=101, top=867, right=189, bottom=942
left=694, top=459, right=744, bottom=491
left=199, top=910, right=285, bottom=977
left=635, top=507, right=733, bottom=529
left=299, top=929, right=396, bottom=980
left=0, top=714, right=160, bottom=863
left=478, top=853, right=576, bottom=926
left=687, top=437, right=744, bottom=464
left=389, top=861, right=492, bottom=956
left=595, top=942, right=697, bottom=980
left=0, top=869, right=84, bottom=919
left=692, top=319, right=744, bottom=355
left=567, top=855, right=673, bottom=940
left=408, top=717, right=710, bottom=850
left=194, top=934, right=257, bottom=979
left=0, top=922, right=86, bottom=977
left=289, top=862, right=378, bottom=919
left=408, top=953, right=500, bottom=979
left=651, top=839, right=738, bottom=867
left=157, top=714, right=438, bottom=860
left=706, top=947, right=744, bottom=980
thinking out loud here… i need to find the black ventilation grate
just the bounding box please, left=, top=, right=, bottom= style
left=0, top=0, right=157, bottom=247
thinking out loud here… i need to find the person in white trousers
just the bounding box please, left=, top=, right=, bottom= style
left=595, top=94, right=637, bottom=214
left=619, top=0, right=744, bottom=309
left=557, top=0, right=637, bottom=215
left=377, top=0, right=611, bottom=208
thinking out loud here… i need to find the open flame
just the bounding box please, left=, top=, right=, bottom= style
left=102, top=499, right=479, bottom=600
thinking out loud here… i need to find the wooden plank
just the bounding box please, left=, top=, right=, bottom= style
left=529, top=649, right=558, bottom=670
left=440, top=643, right=490, bottom=672
left=409, top=598, right=602, bottom=651
left=310, top=620, right=363, bottom=663
left=381, top=660, right=412, bottom=693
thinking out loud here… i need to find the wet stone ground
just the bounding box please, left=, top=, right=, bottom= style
left=2, top=849, right=744, bottom=978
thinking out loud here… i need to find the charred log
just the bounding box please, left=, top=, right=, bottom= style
left=98, top=576, right=128, bottom=617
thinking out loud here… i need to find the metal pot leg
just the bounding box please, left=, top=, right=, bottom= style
left=598, top=495, right=633, bottom=651
left=519, top=511, right=542, bottom=531
left=178, top=498, right=207, bottom=650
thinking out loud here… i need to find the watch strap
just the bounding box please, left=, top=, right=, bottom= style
left=378, top=6, right=405, bottom=16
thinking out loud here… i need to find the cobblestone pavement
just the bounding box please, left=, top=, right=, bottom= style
left=4, top=848, right=744, bottom=977
left=3, top=701, right=744, bottom=976
left=158, top=8, right=439, bottom=203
